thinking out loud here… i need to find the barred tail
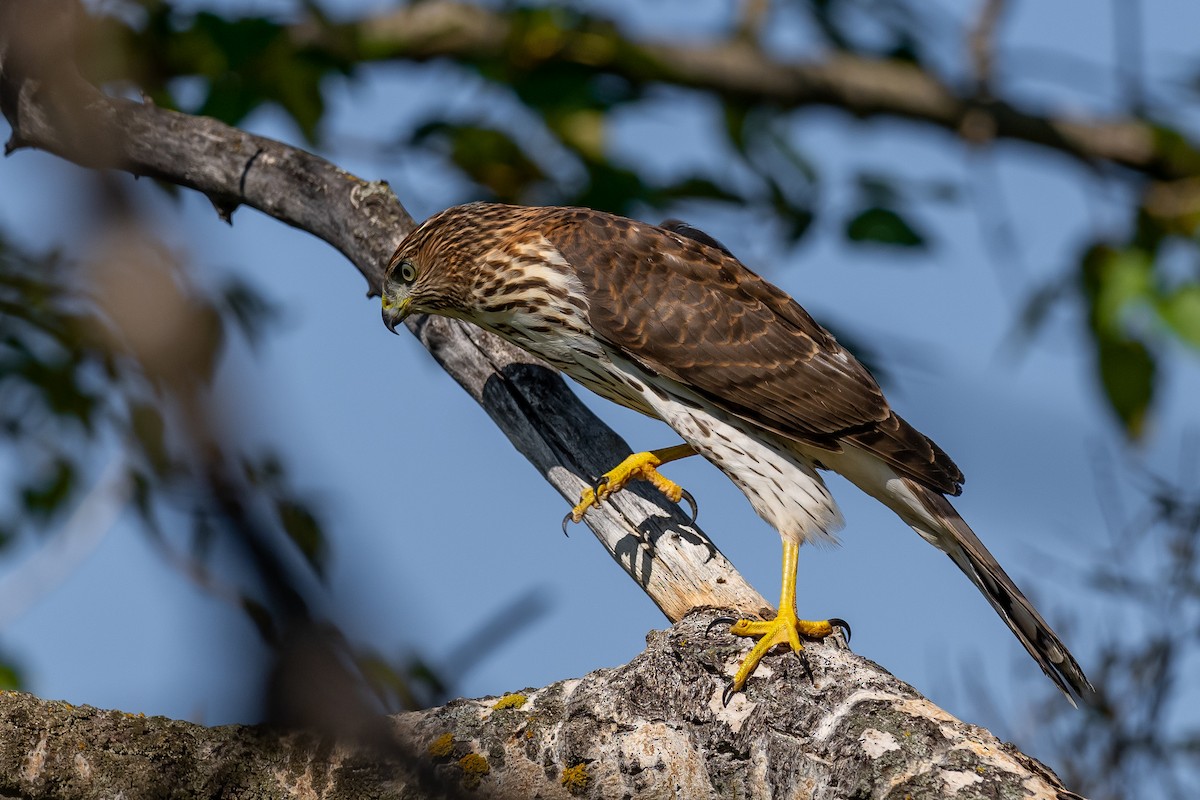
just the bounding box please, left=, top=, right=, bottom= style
left=907, top=481, right=1095, bottom=705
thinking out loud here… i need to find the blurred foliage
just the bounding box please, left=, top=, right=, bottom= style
left=82, top=1, right=353, bottom=143
left=74, top=0, right=1200, bottom=439
left=845, top=206, right=925, bottom=248
left=1, top=242, right=110, bottom=542
left=1, top=210, right=472, bottom=728
left=1031, top=453, right=1200, bottom=800
left=0, top=222, right=343, bottom=674
left=0, top=217, right=468, bottom=716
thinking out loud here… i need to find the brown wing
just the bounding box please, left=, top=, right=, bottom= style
left=540, top=207, right=964, bottom=496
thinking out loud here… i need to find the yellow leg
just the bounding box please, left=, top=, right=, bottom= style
left=565, top=444, right=696, bottom=525
left=716, top=540, right=848, bottom=703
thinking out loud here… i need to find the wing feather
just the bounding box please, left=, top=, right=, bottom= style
left=541, top=207, right=964, bottom=496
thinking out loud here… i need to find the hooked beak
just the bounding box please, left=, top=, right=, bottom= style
left=381, top=296, right=410, bottom=335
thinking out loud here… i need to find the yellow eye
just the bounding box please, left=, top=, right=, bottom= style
left=398, top=260, right=417, bottom=283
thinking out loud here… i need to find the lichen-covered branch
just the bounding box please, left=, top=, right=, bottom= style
left=0, top=613, right=1078, bottom=799
left=0, top=0, right=765, bottom=622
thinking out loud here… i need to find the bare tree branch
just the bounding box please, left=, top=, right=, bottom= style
left=0, top=0, right=766, bottom=623
left=0, top=613, right=1081, bottom=799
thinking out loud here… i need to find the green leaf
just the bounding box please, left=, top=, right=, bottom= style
left=276, top=498, right=326, bottom=579
left=129, top=402, right=170, bottom=477
left=1084, top=246, right=1153, bottom=336
left=0, top=660, right=22, bottom=691
left=405, top=654, right=448, bottom=699
left=240, top=596, right=278, bottom=644
left=507, top=62, right=632, bottom=117
left=845, top=207, right=926, bottom=248
left=164, top=12, right=346, bottom=143
left=1096, top=334, right=1156, bottom=439
left=13, top=355, right=98, bottom=431
left=722, top=102, right=752, bottom=153
left=1156, top=284, right=1200, bottom=348
left=357, top=652, right=417, bottom=711
left=20, top=459, right=76, bottom=521
left=1152, top=124, right=1200, bottom=179
left=411, top=123, right=545, bottom=203
left=218, top=278, right=279, bottom=349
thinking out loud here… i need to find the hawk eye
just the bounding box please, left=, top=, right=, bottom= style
left=397, top=260, right=417, bottom=283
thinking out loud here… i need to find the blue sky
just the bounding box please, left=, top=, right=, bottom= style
left=2, top=0, right=1198, bottom=767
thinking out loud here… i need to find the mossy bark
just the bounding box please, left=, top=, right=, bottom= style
left=0, top=613, right=1079, bottom=800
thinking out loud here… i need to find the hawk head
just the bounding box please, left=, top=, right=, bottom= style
left=381, top=202, right=537, bottom=332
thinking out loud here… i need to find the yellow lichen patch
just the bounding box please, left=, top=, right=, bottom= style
left=493, top=693, right=527, bottom=711
left=561, top=763, right=590, bottom=795
left=458, top=753, right=489, bottom=789
left=428, top=733, right=455, bottom=758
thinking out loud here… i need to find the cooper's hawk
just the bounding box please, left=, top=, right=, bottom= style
left=381, top=202, right=1094, bottom=704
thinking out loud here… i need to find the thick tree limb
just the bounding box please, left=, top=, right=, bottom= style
left=0, top=613, right=1078, bottom=799
left=326, top=0, right=1196, bottom=180
left=0, top=0, right=766, bottom=622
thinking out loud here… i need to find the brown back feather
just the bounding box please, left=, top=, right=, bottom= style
left=537, top=206, right=965, bottom=496
left=394, top=203, right=964, bottom=495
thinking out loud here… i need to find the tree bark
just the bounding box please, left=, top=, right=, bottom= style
left=0, top=612, right=1079, bottom=800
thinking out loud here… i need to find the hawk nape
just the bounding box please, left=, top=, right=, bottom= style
left=381, top=202, right=1094, bottom=705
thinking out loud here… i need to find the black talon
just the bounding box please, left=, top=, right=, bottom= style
left=795, top=650, right=814, bottom=685
left=561, top=511, right=575, bottom=537
left=721, top=681, right=737, bottom=707
left=706, top=616, right=737, bottom=637
left=592, top=476, right=609, bottom=506
left=679, top=488, right=699, bottom=524
left=829, top=618, right=852, bottom=644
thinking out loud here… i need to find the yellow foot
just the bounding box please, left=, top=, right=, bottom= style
left=706, top=612, right=850, bottom=704
left=562, top=448, right=697, bottom=534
